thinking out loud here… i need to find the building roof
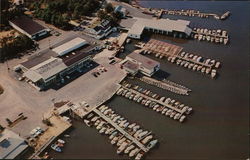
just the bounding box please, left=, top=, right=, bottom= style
left=9, top=16, right=47, bottom=36
left=52, top=37, right=88, bottom=56
left=123, top=60, right=139, bottom=72
left=23, top=57, right=67, bottom=82
left=0, top=129, right=28, bottom=159
left=128, top=17, right=192, bottom=36
left=127, top=52, right=160, bottom=70
left=21, top=50, right=58, bottom=69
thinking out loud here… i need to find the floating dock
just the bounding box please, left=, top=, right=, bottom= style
left=116, top=82, right=192, bottom=122
left=92, top=108, right=149, bottom=152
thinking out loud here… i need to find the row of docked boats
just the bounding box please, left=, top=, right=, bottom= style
left=167, top=52, right=220, bottom=78
left=192, top=28, right=229, bottom=44
left=116, top=83, right=192, bottom=122
left=165, top=9, right=209, bottom=18
left=83, top=106, right=158, bottom=159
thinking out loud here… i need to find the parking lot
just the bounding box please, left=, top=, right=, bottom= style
left=0, top=48, right=126, bottom=137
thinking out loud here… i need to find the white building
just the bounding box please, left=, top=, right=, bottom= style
left=127, top=17, right=192, bottom=39
left=125, top=51, right=160, bottom=77
left=52, top=37, right=88, bottom=56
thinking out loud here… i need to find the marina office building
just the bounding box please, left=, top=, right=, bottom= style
left=19, top=37, right=96, bottom=90
left=127, top=17, right=192, bottom=39
left=124, top=51, right=160, bottom=77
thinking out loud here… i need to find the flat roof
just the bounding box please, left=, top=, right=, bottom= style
left=128, top=17, right=192, bottom=36
left=0, top=129, right=28, bottom=159
left=123, top=60, right=140, bottom=72
left=9, top=16, right=47, bottom=35
left=52, top=37, right=88, bottom=56
left=127, top=51, right=160, bottom=70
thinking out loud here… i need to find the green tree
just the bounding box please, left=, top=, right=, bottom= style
left=105, top=3, right=114, bottom=13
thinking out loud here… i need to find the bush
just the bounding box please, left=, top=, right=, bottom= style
left=0, top=85, right=3, bottom=95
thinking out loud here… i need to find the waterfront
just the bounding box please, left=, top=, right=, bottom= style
left=49, top=1, right=249, bottom=159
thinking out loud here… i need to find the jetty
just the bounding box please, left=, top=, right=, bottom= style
left=138, top=76, right=191, bottom=95
left=92, top=108, right=149, bottom=152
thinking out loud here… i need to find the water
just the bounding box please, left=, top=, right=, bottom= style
left=49, top=1, right=249, bottom=159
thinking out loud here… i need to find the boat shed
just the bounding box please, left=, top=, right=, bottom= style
left=127, top=17, right=192, bottom=39
left=52, top=37, right=88, bottom=56
left=9, top=16, right=49, bottom=40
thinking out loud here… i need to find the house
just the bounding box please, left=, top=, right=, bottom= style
left=0, top=129, right=29, bottom=159
left=114, top=6, right=128, bottom=17
left=86, top=19, right=113, bottom=39
left=125, top=51, right=160, bottom=77
left=9, top=16, right=50, bottom=40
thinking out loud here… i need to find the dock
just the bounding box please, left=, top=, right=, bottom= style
left=92, top=108, right=149, bottom=152
left=121, top=85, right=186, bottom=115
left=138, top=76, right=191, bottom=95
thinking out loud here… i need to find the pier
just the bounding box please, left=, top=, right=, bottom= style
left=139, top=39, right=221, bottom=78
left=138, top=76, right=191, bottom=95
left=92, top=108, right=149, bottom=152
left=121, top=85, right=186, bottom=115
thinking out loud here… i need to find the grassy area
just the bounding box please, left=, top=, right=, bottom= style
left=0, top=84, right=3, bottom=94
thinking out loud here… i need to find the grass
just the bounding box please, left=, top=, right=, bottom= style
left=0, top=84, right=3, bottom=94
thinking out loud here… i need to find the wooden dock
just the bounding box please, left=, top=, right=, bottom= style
left=92, top=108, right=149, bottom=152
left=138, top=76, right=191, bottom=95
left=121, top=86, right=186, bottom=115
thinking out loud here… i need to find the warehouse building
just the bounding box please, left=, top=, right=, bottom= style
left=9, top=16, right=50, bottom=40
left=19, top=37, right=96, bottom=90
left=124, top=51, right=160, bottom=77
left=0, top=129, right=29, bottom=159
left=127, top=17, right=192, bottom=39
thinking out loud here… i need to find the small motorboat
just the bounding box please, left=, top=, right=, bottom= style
left=51, top=144, right=62, bottom=152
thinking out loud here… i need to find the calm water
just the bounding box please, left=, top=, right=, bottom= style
left=50, top=1, right=249, bottom=159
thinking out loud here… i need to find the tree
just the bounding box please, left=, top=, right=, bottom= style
left=105, top=3, right=114, bottom=13
left=97, top=10, right=106, bottom=20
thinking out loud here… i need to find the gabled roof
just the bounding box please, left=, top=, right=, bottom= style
left=9, top=16, right=47, bottom=35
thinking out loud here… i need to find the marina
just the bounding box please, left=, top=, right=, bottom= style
left=192, top=28, right=229, bottom=44
left=137, top=39, right=221, bottom=78
left=138, top=76, right=191, bottom=96
left=82, top=105, right=159, bottom=159
left=116, top=81, right=193, bottom=122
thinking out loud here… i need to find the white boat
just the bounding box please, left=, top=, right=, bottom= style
left=179, top=115, right=186, bottom=123
left=109, top=131, right=118, bottom=140
left=99, top=127, right=106, bottom=134
left=124, top=144, right=135, bottom=154
left=137, top=130, right=149, bottom=139
left=135, top=152, right=144, bottom=160
left=57, top=139, right=65, bottom=144
left=84, top=119, right=91, bottom=127
left=134, top=129, right=143, bottom=138
left=129, top=148, right=140, bottom=157
left=142, top=135, right=153, bottom=144
left=128, top=123, right=136, bottom=129
left=147, top=139, right=158, bottom=149
left=211, top=69, right=217, bottom=78
left=224, top=37, right=229, bottom=44
left=111, top=136, right=119, bottom=145
left=51, top=144, right=62, bottom=152
left=215, top=62, right=220, bottom=68
left=161, top=108, right=168, bottom=115
left=117, top=137, right=126, bottom=146
left=117, top=141, right=128, bottom=154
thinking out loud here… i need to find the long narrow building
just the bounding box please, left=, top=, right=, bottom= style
left=127, top=17, right=192, bottom=39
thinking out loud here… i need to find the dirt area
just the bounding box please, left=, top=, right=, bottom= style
left=34, top=115, right=71, bottom=151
